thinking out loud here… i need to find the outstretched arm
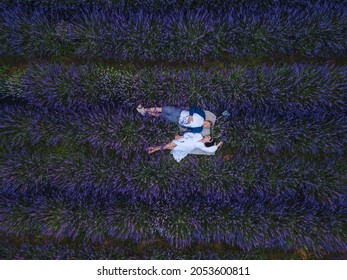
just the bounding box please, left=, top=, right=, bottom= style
left=189, top=106, right=205, bottom=117
left=195, top=141, right=223, bottom=153
left=216, top=142, right=223, bottom=149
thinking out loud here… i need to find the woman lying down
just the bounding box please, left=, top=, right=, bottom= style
left=146, top=132, right=223, bottom=162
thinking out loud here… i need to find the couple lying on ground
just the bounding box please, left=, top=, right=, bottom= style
left=137, top=105, right=223, bottom=162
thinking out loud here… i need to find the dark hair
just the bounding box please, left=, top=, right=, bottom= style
left=204, top=138, right=216, bottom=147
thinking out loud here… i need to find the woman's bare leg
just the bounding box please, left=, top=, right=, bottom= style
left=147, top=142, right=176, bottom=154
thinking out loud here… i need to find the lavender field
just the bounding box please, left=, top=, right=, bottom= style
left=0, top=0, right=346, bottom=259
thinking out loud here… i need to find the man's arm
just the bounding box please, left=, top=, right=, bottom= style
left=185, top=107, right=205, bottom=125
left=189, top=107, right=206, bottom=120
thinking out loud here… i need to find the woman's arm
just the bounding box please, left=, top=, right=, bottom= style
left=189, top=107, right=206, bottom=119
left=216, top=142, right=223, bottom=149
left=194, top=141, right=223, bottom=153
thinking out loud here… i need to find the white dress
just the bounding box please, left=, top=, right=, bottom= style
left=170, top=133, right=218, bottom=162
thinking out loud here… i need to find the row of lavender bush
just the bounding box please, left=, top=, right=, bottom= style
left=0, top=105, right=345, bottom=207
left=2, top=0, right=339, bottom=14
left=1, top=105, right=345, bottom=157
left=3, top=236, right=345, bottom=260
left=1, top=1, right=346, bottom=60
left=0, top=190, right=346, bottom=251
left=1, top=63, right=346, bottom=115
left=0, top=234, right=265, bottom=260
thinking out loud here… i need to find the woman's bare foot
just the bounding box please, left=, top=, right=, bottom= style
left=146, top=147, right=157, bottom=154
